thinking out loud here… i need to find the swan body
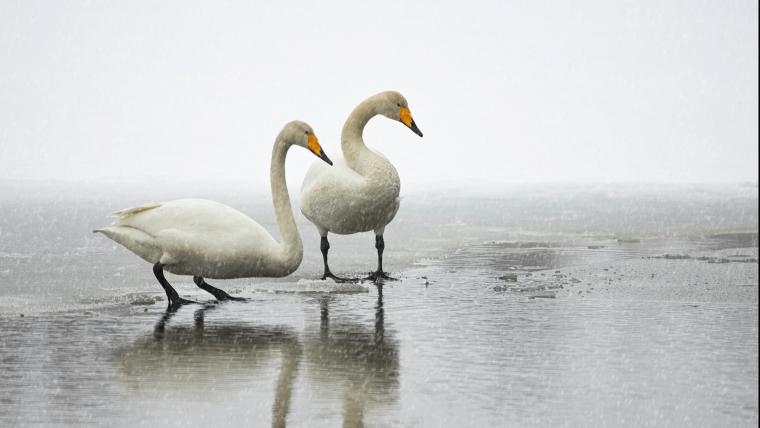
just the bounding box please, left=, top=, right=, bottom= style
left=300, top=91, right=423, bottom=280
left=96, top=121, right=333, bottom=307
left=98, top=198, right=288, bottom=278
left=301, top=151, right=400, bottom=235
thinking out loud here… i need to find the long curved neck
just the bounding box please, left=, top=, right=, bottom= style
left=270, top=139, right=302, bottom=266
left=341, top=97, right=380, bottom=170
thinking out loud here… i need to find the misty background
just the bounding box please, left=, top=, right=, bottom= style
left=1, top=0, right=758, bottom=192
left=0, top=5, right=758, bottom=425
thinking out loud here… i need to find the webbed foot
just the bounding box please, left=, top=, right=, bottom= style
left=364, top=271, right=398, bottom=283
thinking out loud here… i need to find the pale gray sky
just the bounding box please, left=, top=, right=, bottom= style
left=1, top=0, right=757, bottom=189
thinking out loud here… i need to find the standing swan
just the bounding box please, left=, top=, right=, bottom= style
left=95, top=121, right=333, bottom=309
left=300, top=91, right=423, bottom=282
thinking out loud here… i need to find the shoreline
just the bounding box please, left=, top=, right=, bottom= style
left=1, top=232, right=757, bottom=316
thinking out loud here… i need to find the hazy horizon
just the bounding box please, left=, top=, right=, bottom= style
left=1, top=1, right=758, bottom=186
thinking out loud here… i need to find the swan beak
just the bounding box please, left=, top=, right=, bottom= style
left=400, top=107, right=424, bottom=137
left=308, top=134, right=333, bottom=166
left=408, top=119, right=423, bottom=137
left=318, top=150, right=333, bottom=166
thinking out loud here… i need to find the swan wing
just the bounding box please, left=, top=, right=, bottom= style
left=98, top=199, right=280, bottom=272
left=114, top=199, right=271, bottom=239
left=94, top=225, right=163, bottom=264
left=300, top=156, right=366, bottom=229
left=300, top=151, right=401, bottom=235
left=109, top=202, right=162, bottom=218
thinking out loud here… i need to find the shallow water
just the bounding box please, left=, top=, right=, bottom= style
left=0, top=182, right=758, bottom=426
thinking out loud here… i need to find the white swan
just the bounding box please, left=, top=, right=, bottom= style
left=300, top=91, right=423, bottom=281
left=95, top=121, right=333, bottom=309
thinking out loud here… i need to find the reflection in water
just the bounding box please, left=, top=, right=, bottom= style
left=2, top=236, right=754, bottom=426
left=116, top=306, right=301, bottom=428
left=308, top=286, right=400, bottom=427
left=115, top=288, right=399, bottom=427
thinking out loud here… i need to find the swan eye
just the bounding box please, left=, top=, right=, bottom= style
left=304, top=131, right=309, bottom=135
left=397, top=103, right=401, bottom=107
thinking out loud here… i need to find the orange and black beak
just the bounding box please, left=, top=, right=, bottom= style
left=400, top=106, right=423, bottom=137
left=307, top=133, right=333, bottom=165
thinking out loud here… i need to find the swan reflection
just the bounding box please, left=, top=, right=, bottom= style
left=116, top=288, right=399, bottom=427
left=116, top=306, right=301, bottom=427
left=306, top=286, right=400, bottom=426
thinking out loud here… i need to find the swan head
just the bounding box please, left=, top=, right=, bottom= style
left=280, top=120, right=333, bottom=166
left=374, top=91, right=424, bottom=138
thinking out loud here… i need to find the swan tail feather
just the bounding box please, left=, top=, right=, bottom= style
left=94, top=226, right=163, bottom=264
left=108, top=203, right=162, bottom=218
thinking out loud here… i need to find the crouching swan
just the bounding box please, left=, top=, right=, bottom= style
left=300, top=91, right=423, bottom=282
left=95, top=121, right=333, bottom=309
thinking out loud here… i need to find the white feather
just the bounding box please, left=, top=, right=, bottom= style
left=301, top=91, right=416, bottom=238
left=95, top=121, right=324, bottom=280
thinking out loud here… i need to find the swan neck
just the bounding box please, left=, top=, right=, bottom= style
left=341, top=99, right=378, bottom=166
left=270, top=140, right=302, bottom=266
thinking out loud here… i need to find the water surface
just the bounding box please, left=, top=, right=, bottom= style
left=0, top=182, right=757, bottom=426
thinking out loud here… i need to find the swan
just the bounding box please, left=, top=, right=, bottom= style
left=95, top=121, right=333, bottom=309
left=300, top=91, right=423, bottom=282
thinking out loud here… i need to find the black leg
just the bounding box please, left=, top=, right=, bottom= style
left=376, top=235, right=384, bottom=273
left=152, top=263, right=195, bottom=310
left=320, top=236, right=357, bottom=283
left=365, top=235, right=398, bottom=282
left=193, top=276, right=244, bottom=301
left=320, top=236, right=330, bottom=278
